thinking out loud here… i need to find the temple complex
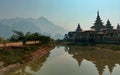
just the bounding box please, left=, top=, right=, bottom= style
left=64, top=11, right=120, bottom=44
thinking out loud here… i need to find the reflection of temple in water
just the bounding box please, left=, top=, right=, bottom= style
left=67, top=46, right=120, bottom=75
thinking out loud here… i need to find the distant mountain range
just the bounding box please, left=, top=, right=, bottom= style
left=0, top=17, right=68, bottom=39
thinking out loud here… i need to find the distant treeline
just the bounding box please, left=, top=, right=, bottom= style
left=0, top=30, right=52, bottom=46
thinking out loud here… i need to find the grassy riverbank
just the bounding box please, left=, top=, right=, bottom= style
left=0, top=44, right=40, bottom=66
left=96, top=44, right=120, bottom=51
left=59, top=41, right=120, bottom=51
left=0, top=43, right=55, bottom=75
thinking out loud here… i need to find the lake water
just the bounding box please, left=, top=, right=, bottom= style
left=7, top=46, right=120, bottom=75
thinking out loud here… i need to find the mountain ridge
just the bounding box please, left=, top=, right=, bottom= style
left=0, top=17, right=68, bottom=39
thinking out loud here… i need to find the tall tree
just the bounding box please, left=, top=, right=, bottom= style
left=10, top=30, right=31, bottom=46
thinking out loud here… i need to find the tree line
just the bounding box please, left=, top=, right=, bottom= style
left=0, top=30, right=52, bottom=47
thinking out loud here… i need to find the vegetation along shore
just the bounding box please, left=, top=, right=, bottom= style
left=0, top=30, right=55, bottom=75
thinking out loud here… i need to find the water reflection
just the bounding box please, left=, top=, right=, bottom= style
left=67, top=46, right=120, bottom=75
left=6, top=46, right=120, bottom=75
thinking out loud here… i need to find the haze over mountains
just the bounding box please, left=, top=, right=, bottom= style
left=0, top=17, right=68, bottom=39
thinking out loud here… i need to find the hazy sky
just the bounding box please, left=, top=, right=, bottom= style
left=0, top=0, right=120, bottom=30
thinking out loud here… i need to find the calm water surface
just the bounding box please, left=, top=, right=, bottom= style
left=7, top=46, right=120, bottom=75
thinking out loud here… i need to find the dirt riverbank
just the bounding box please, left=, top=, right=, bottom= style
left=0, top=44, right=55, bottom=75
left=0, top=41, right=39, bottom=48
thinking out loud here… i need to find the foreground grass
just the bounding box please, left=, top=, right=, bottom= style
left=0, top=44, right=40, bottom=66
